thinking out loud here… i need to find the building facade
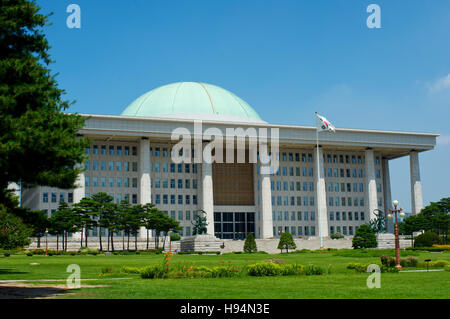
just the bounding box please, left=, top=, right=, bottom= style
left=21, top=82, right=438, bottom=240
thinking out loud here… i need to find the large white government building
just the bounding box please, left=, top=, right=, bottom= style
left=21, top=82, right=438, bottom=240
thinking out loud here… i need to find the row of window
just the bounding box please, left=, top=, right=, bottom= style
left=153, top=178, right=198, bottom=189
left=85, top=176, right=138, bottom=188
left=151, top=163, right=198, bottom=174
left=42, top=192, right=73, bottom=203
left=85, top=160, right=138, bottom=172
left=86, top=145, right=138, bottom=156
left=154, top=194, right=198, bottom=206
left=84, top=193, right=138, bottom=204
left=272, top=211, right=316, bottom=221
left=258, top=166, right=314, bottom=177
left=267, top=181, right=315, bottom=192
left=328, top=197, right=366, bottom=207
left=329, top=211, right=365, bottom=221
left=275, top=226, right=316, bottom=236
left=330, top=226, right=357, bottom=235
left=271, top=196, right=315, bottom=207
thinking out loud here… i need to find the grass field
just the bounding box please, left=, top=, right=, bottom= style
left=0, top=250, right=449, bottom=299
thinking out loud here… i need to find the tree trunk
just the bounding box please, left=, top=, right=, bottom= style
left=37, top=236, right=41, bottom=248
left=122, top=231, right=125, bottom=250
left=111, top=232, right=115, bottom=252
left=85, top=226, right=88, bottom=248
left=99, top=227, right=103, bottom=251
left=162, top=233, right=166, bottom=251
left=80, top=228, right=83, bottom=248
left=146, top=229, right=149, bottom=250
left=56, top=234, right=59, bottom=251
left=107, top=231, right=110, bottom=252
left=135, top=233, right=137, bottom=251
left=65, top=231, right=68, bottom=251
left=127, top=232, right=130, bottom=250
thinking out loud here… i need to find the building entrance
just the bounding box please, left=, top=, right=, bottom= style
left=214, top=212, right=255, bottom=239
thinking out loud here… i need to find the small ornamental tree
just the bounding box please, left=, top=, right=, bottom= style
left=243, top=233, right=257, bottom=253
left=352, top=224, right=377, bottom=249
left=277, top=232, right=296, bottom=253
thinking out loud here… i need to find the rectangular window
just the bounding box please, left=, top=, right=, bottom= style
left=109, top=145, right=114, bottom=155
left=68, top=193, right=73, bottom=203
left=51, top=193, right=57, bottom=203
left=93, top=145, right=98, bottom=154
left=43, top=193, right=48, bottom=203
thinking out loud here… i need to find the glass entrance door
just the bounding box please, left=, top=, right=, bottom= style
left=214, top=212, right=255, bottom=239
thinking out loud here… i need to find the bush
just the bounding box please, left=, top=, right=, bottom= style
left=418, top=260, right=449, bottom=268
left=79, top=248, right=100, bottom=255
left=101, top=267, right=114, bottom=274
left=352, top=224, right=377, bottom=249
left=121, top=266, right=142, bottom=274
left=330, top=233, right=345, bottom=239
left=243, top=233, right=257, bottom=253
left=294, top=249, right=312, bottom=254
left=247, top=262, right=283, bottom=276
left=444, top=264, right=450, bottom=272
left=346, top=263, right=368, bottom=273
left=380, top=255, right=418, bottom=268
left=26, top=252, right=33, bottom=256
left=414, top=231, right=441, bottom=247
left=4, top=252, right=10, bottom=257
left=277, top=232, right=296, bottom=253
left=170, top=233, right=181, bottom=242
left=140, top=265, right=164, bottom=279
left=246, top=262, right=316, bottom=277
left=304, top=264, right=325, bottom=275
left=381, top=265, right=399, bottom=273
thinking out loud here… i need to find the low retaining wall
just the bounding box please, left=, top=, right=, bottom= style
left=27, top=235, right=412, bottom=253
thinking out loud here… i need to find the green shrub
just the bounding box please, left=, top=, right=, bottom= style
left=294, top=249, right=311, bottom=254
left=243, top=233, right=257, bottom=253
left=121, top=266, right=142, bottom=274
left=232, top=251, right=242, bottom=254
left=277, top=232, right=296, bottom=253
left=330, top=233, right=345, bottom=239
left=406, top=246, right=450, bottom=252
left=170, top=232, right=181, bottom=242
left=26, top=252, right=33, bottom=256
left=79, top=248, right=100, bottom=255
left=346, top=263, right=368, bottom=273
left=29, top=249, right=45, bottom=255
left=247, top=262, right=283, bottom=276
left=414, top=232, right=441, bottom=247
left=381, top=265, right=399, bottom=273
left=4, top=252, right=10, bottom=257
left=304, top=264, right=325, bottom=275
left=418, top=260, right=449, bottom=268
left=444, top=264, right=450, bottom=271
left=352, top=224, right=377, bottom=249
left=101, top=267, right=114, bottom=274
left=140, top=265, right=164, bottom=279
left=380, top=255, right=418, bottom=268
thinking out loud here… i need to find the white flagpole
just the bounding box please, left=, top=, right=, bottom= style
left=315, top=112, right=323, bottom=249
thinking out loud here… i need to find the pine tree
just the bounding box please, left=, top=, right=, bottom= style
left=0, top=0, right=89, bottom=206
left=277, top=232, right=296, bottom=253
left=352, top=224, right=378, bottom=249
left=243, top=233, right=258, bottom=253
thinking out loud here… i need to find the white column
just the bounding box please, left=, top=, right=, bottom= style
left=382, top=158, right=393, bottom=233
left=316, top=146, right=328, bottom=244
left=410, top=151, right=423, bottom=215
left=139, top=138, right=151, bottom=238
left=72, top=164, right=85, bottom=240
left=260, top=165, right=274, bottom=239
left=201, top=161, right=215, bottom=235
left=365, top=148, right=378, bottom=221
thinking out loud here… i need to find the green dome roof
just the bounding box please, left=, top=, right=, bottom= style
left=121, top=82, right=264, bottom=123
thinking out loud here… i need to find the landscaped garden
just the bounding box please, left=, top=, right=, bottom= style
left=1, top=248, right=449, bottom=299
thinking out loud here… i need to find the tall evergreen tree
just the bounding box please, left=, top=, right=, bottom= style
left=0, top=0, right=89, bottom=206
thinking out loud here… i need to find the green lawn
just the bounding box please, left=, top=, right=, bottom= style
left=1, top=250, right=449, bottom=299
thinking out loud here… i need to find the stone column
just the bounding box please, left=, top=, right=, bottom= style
left=260, top=165, right=274, bottom=239
left=139, top=138, right=151, bottom=238
left=201, top=161, right=215, bottom=236
left=365, top=148, right=378, bottom=221
left=72, top=164, right=85, bottom=240
left=382, top=158, right=393, bottom=233
left=316, top=146, right=328, bottom=244
left=410, top=151, right=423, bottom=215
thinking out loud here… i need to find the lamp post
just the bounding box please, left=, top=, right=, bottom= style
left=387, top=200, right=405, bottom=270
left=45, top=228, right=49, bottom=256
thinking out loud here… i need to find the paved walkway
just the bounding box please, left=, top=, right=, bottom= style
left=0, top=278, right=130, bottom=283
left=399, top=269, right=444, bottom=273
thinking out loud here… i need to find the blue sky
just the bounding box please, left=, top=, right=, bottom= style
left=36, top=0, right=450, bottom=211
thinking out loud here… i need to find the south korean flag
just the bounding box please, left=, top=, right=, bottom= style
left=315, top=112, right=336, bottom=132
